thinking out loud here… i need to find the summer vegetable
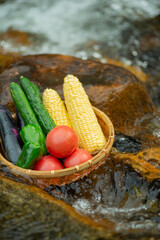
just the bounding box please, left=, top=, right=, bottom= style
left=32, top=82, right=42, bottom=100
left=0, top=104, right=13, bottom=120
left=16, top=110, right=25, bottom=131
left=46, top=125, right=79, bottom=158
left=9, top=82, right=43, bottom=131
left=20, top=124, right=47, bottom=154
left=33, top=155, right=64, bottom=171
left=0, top=106, right=22, bottom=164
left=63, top=74, right=106, bottom=154
left=20, top=76, right=56, bottom=135
left=6, top=74, right=106, bottom=172
left=16, top=142, right=44, bottom=169
left=64, top=148, right=92, bottom=168
left=42, top=88, right=71, bottom=127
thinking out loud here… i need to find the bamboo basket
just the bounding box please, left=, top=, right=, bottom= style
left=0, top=107, right=114, bottom=188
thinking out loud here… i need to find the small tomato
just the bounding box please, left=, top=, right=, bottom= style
left=46, top=125, right=79, bottom=158
left=33, top=155, right=64, bottom=171
left=64, top=148, right=92, bottom=168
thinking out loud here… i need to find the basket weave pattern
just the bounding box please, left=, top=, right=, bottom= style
left=0, top=107, right=114, bottom=187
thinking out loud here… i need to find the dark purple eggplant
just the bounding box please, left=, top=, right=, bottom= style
left=16, top=110, right=25, bottom=131
left=0, top=104, right=13, bottom=121
left=0, top=107, right=22, bottom=164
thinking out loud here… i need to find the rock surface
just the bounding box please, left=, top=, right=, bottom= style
left=0, top=53, right=160, bottom=182
left=0, top=175, right=115, bottom=240
left=0, top=54, right=160, bottom=239
left=121, top=15, right=160, bottom=107
left=0, top=54, right=157, bottom=136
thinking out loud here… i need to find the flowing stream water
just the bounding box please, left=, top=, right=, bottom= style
left=0, top=0, right=159, bottom=63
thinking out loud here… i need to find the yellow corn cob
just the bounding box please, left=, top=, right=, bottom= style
left=63, top=74, right=106, bottom=154
left=42, top=88, right=71, bottom=127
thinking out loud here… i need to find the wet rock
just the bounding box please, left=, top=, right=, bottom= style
left=0, top=54, right=16, bottom=73
left=134, top=15, right=160, bottom=75
left=104, top=58, right=148, bottom=83
left=112, top=148, right=160, bottom=182
left=0, top=175, right=115, bottom=240
left=86, top=82, right=156, bottom=136
left=122, top=15, right=160, bottom=74
left=0, top=54, right=157, bottom=137
left=113, top=131, right=141, bottom=153
left=0, top=53, right=159, bottom=181
left=121, top=15, right=160, bottom=107
left=49, top=149, right=160, bottom=236
left=0, top=29, right=53, bottom=56
left=0, top=54, right=160, bottom=238
left=0, top=29, right=33, bottom=56
left=0, top=29, right=31, bottom=46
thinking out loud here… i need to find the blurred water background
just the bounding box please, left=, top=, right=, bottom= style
left=0, top=0, right=159, bottom=64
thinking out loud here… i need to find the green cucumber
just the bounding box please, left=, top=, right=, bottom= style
left=32, top=83, right=42, bottom=100
left=10, top=82, right=43, bottom=132
left=20, top=76, right=56, bottom=135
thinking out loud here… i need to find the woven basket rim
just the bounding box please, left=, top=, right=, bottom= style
left=0, top=106, right=114, bottom=179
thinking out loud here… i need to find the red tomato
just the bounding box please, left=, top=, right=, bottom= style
left=46, top=125, right=79, bottom=158
left=33, top=155, right=64, bottom=171
left=64, top=148, right=92, bottom=168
